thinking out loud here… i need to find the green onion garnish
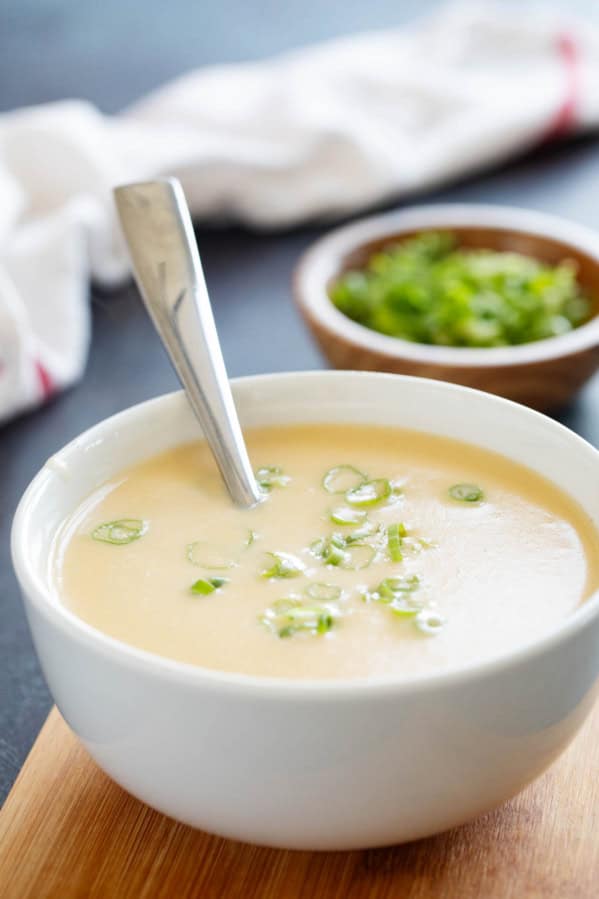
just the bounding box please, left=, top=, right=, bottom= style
left=256, top=465, right=291, bottom=491
left=186, top=541, right=236, bottom=570
left=190, top=577, right=228, bottom=596
left=345, top=478, right=391, bottom=508
left=91, top=519, right=147, bottom=545
left=449, top=483, right=484, bottom=503
left=261, top=551, right=305, bottom=579
left=322, top=465, right=367, bottom=494
left=310, top=534, right=375, bottom=570
left=414, top=609, right=446, bottom=635
left=343, top=543, right=376, bottom=570
left=345, top=521, right=381, bottom=544
left=389, top=597, right=424, bottom=618
left=386, top=522, right=407, bottom=562
left=329, top=231, right=592, bottom=348
left=363, top=575, right=423, bottom=616
left=378, top=575, right=420, bottom=598
left=310, top=535, right=349, bottom=567
left=363, top=576, right=444, bottom=630
left=305, top=583, right=342, bottom=601
left=245, top=529, right=257, bottom=547
left=328, top=506, right=367, bottom=526
left=260, top=597, right=338, bottom=638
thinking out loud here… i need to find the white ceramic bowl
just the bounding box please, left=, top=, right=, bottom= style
left=11, top=371, right=599, bottom=850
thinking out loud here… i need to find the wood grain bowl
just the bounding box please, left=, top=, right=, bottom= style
left=294, top=205, right=599, bottom=411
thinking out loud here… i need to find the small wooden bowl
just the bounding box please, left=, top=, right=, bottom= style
left=294, top=205, right=599, bottom=410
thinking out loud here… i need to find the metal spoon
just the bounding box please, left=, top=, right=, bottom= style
left=113, top=178, right=263, bottom=508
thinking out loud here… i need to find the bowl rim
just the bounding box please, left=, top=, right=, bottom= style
left=294, top=203, right=599, bottom=367
left=11, top=370, right=599, bottom=700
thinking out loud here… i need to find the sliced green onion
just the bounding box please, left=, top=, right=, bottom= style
left=191, top=578, right=216, bottom=595
left=322, top=465, right=367, bottom=494
left=209, top=577, right=228, bottom=588
left=386, top=522, right=407, bottom=562
left=389, top=597, right=424, bottom=618
left=361, top=573, right=443, bottom=629
left=343, top=543, right=376, bottom=570
left=190, top=576, right=228, bottom=596
left=305, top=583, right=342, bottom=601
left=449, top=483, right=484, bottom=503
left=260, top=597, right=339, bottom=638
left=256, top=465, right=291, bottom=491
left=281, top=611, right=334, bottom=638
left=378, top=575, right=420, bottom=599
left=345, top=478, right=391, bottom=508
left=311, top=534, right=375, bottom=570
left=310, top=535, right=349, bottom=567
left=328, top=506, right=367, bottom=526
left=245, top=529, right=258, bottom=547
left=329, top=232, right=592, bottom=349
left=365, top=575, right=428, bottom=618
left=414, top=609, right=446, bottom=635
left=91, top=519, right=147, bottom=545
left=345, top=521, right=381, bottom=544
left=186, top=541, right=236, bottom=570
left=363, top=575, right=421, bottom=611
left=261, top=551, right=305, bottom=579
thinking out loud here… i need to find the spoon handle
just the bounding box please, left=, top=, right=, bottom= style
left=114, top=178, right=263, bottom=508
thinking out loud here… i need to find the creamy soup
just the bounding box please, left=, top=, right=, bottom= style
left=53, top=425, right=599, bottom=680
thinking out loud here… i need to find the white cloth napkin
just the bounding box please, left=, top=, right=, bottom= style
left=2, top=1, right=599, bottom=423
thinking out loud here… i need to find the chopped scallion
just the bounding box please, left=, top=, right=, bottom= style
left=363, top=575, right=440, bottom=621
left=256, top=465, right=291, bottom=491
left=260, top=596, right=339, bottom=638
left=345, top=478, right=391, bottom=508
left=91, top=519, right=147, bottom=545
left=378, top=575, right=420, bottom=600
left=322, top=465, right=367, bottom=494
left=310, top=534, right=375, bottom=570
left=190, top=576, right=228, bottom=596
left=449, top=483, right=484, bottom=503
left=310, top=535, right=349, bottom=567
left=261, top=551, right=305, bottom=579
left=328, top=506, right=367, bottom=526
left=329, top=231, right=592, bottom=348
left=414, top=609, right=446, bottom=635
left=386, top=522, right=407, bottom=562
left=345, top=521, right=381, bottom=544
left=388, top=597, right=424, bottom=618
left=343, top=542, right=376, bottom=570
left=362, top=575, right=422, bottom=614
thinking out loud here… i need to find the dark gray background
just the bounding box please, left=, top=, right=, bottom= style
left=2, top=0, right=599, bottom=802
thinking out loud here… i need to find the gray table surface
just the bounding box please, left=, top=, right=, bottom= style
left=2, top=0, right=599, bottom=804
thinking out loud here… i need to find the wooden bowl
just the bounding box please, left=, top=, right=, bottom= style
left=294, top=205, right=599, bottom=410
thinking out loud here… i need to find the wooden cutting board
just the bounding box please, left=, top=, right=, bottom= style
left=0, top=704, right=598, bottom=899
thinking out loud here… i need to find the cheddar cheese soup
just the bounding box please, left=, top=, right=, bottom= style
left=53, top=425, right=599, bottom=680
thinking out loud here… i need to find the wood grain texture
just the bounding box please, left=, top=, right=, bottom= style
left=0, top=705, right=598, bottom=899
left=301, top=311, right=599, bottom=411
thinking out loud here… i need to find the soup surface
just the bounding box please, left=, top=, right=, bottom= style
left=54, top=425, right=599, bottom=680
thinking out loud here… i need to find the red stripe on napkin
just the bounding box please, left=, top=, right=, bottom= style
left=35, top=360, right=54, bottom=399
left=546, top=33, right=580, bottom=139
